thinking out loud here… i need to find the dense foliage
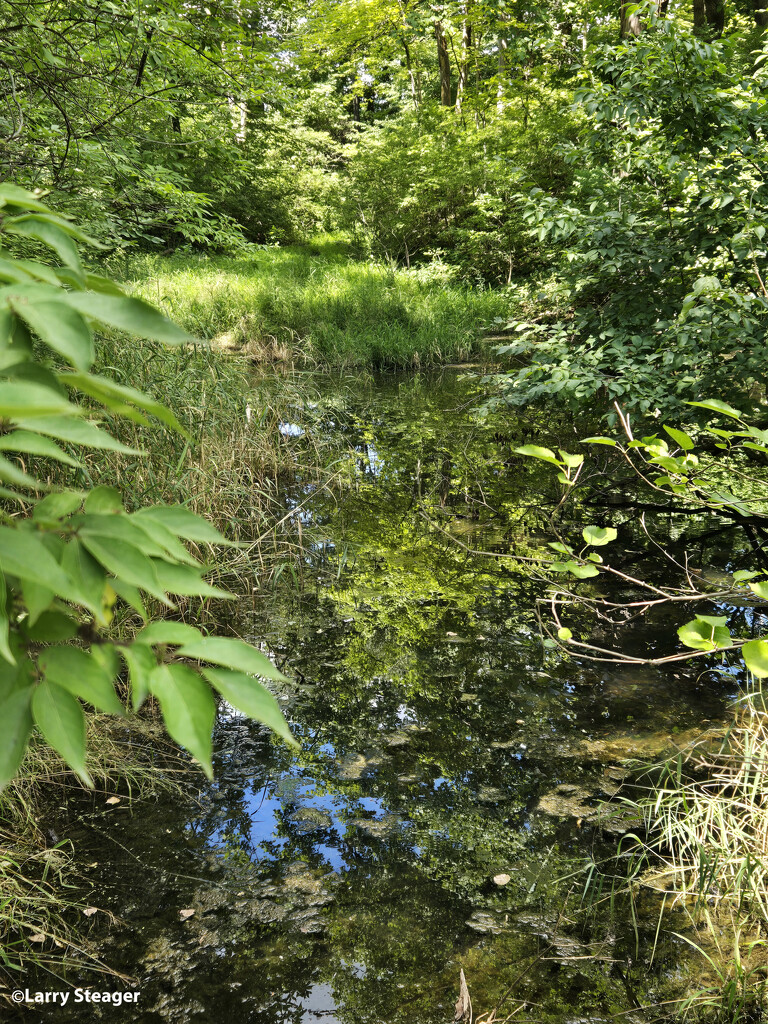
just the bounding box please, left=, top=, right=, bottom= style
left=0, top=185, right=294, bottom=788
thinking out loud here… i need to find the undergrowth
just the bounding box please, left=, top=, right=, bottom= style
left=0, top=719, right=184, bottom=1000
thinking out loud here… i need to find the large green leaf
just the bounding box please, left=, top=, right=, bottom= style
left=151, top=561, right=233, bottom=600
left=78, top=513, right=170, bottom=560
left=10, top=300, right=94, bottom=371
left=61, top=372, right=188, bottom=436
left=742, top=639, right=768, bottom=678
left=0, top=381, right=75, bottom=419
left=60, top=540, right=107, bottom=619
left=0, top=430, right=82, bottom=468
left=686, top=399, right=742, bottom=420
left=582, top=525, right=618, bottom=547
left=31, top=679, right=92, bottom=786
left=79, top=535, right=168, bottom=603
left=149, top=664, right=215, bottom=778
left=16, top=416, right=142, bottom=454
left=131, top=515, right=199, bottom=566
left=38, top=646, right=124, bottom=716
left=203, top=667, right=296, bottom=748
left=0, top=685, right=34, bottom=790
left=137, top=622, right=204, bottom=645
left=121, top=643, right=157, bottom=711
left=4, top=217, right=82, bottom=272
left=0, top=527, right=76, bottom=598
left=514, top=444, right=562, bottom=467
left=133, top=505, right=237, bottom=546
left=64, top=293, right=194, bottom=345
left=177, top=636, right=289, bottom=682
left=678, top=616, right=732, bottom=652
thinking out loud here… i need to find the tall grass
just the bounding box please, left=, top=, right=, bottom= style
left=612, top=685, right=768, bottom=1021
left=116, top=240, right=511, bottom=368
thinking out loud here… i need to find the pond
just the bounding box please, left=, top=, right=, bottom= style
left=17, top=369, right=742, bottom=1023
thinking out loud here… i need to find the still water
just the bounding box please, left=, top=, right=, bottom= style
left=19, top=370, right=741, bottom=1022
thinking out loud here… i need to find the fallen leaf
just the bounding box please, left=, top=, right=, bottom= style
left=82, top=907, right=98, bottom=917
left=454, top=968, right=471, bottom=1022
left=179, top=909, right=195, bottom=921
left=446, top=631, right=458, bottom=637
left=29, top=933, right=46, bottom=943
left=493, top=873, right=511, bottom=886
left=105, top=796, right=121, bottom=806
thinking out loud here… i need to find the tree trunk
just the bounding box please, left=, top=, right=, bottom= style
left=400, top=35, right=421, bottom=108
left=455, top=18, right=471, bottom=113
left=693, top=0, right=725, bottom=36
left=134, top=27, right=154, bottom=88
left=496, top=35, right=506, bottom=113
left=620, top=1, right=642, bottom=36
left=434, top=21, right=451, bottom=106
left=352, top=94, right=361, bottom=121
left=754, top=0, right=768, bottom=26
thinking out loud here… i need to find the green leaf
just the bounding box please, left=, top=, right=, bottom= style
left=21, top=578, right=54, bottom=626
left=120, top=643, right=157, bottom=711
left=733, top=570, right=760, bottom=583
left=131, top=515, right=198, bottom=566
left=0, top=430, right=82, bottom=468
left=678, top=617, right=732, bottom=652
left=742, top=639, right=768, bottom=678
left=84, top=486, right=124, bottom=514
left=0, top=184, right=51, bottom=212
left=16, top=416, right=141, bottom=454
left=64, top=293, right=194, bottom=346
left=203, top=667, right=296, bottom=748
left=748, top=581, right=768, bottom=601
left=79, top=534, right=168, bottom=603
left=9, top=300, right=94, bottom=371
left=582, top=436, right=617, bottom=446
left=152, top=561, right=233, bottom=600
left=61, top=372, right=188, bottom=436
left=558, top=450, right=584, bottom=469
left=567, top=562, right=600, bottom=579
left=4, top=217, right=82, bottom=272
left=0, top=381, right=76, bottom=419
left=137, top=622, right=204, bottom=645
left=0, top=527, right=76, bottom=598
left=0, top=573, right=14, bottom=665
left=582, top=525, right=618, bottom=547
left=547, top=541, right=573, bottom=555
left=149, top=663, right=215, bottom=777
left=109, top=578, right=147, bottom=620
left=0, top=453, right=43, bottom=490
left=24, top=611, right=79, bottom=642
left=133, top=506, right=238, bottom=546
left=0, top=685, right=33, bottom=790
left=557, top=627, right=573, bottom=641
left=38, top=647, right=124, bottom=716
left=686, top=399, right=742, bottom=420
left=514, top=444, right=562, bottom=467
left=60, top=540, right=107, bottom=619
left=177, top=636, right=289, bottom=682
left=663, top=425, right=694, bottom=451
left=31, top=679, right=92, bottom=786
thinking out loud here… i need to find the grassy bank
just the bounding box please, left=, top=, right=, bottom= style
left=118, top=237, right=511, bottom=368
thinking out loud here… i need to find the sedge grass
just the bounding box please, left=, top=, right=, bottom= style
left=114, top=240, right=511, bottom=369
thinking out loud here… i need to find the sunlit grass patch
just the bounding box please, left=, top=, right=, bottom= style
left=117, top=241, right=511, bottom=368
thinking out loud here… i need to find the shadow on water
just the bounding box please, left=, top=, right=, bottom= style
left=18, top=370, right=750, bottom=1023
